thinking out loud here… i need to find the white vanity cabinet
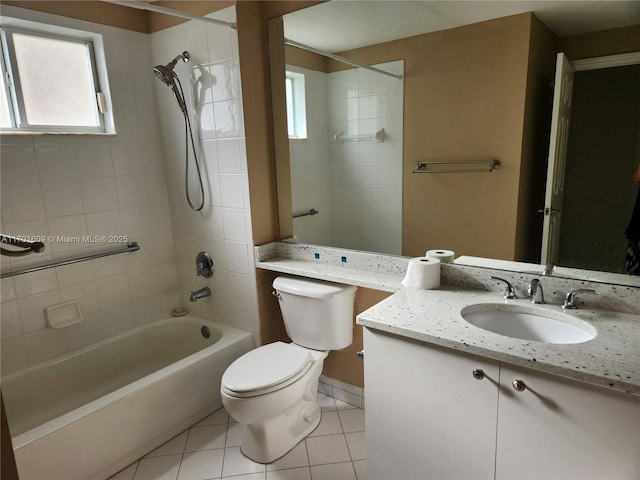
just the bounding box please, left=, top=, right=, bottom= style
left=364, top=328, right=640, bottom=480
left=495, top=363, right=640, bottom=479
left=364, top=328, right=501, bottom=480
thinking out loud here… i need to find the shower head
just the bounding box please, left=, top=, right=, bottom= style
left=153, top=51, right=190, bottom=86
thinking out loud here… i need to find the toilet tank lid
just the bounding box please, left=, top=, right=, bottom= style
left=273, top=276, right=357, bottom=298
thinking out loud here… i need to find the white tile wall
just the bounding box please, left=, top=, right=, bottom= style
left=150, top=6, right=259, bottom=344
left=0, top=8, right=178, bottom=374
left=1, top=5, right=260, bottom=376
left=289, top=61, right=404, bottom=254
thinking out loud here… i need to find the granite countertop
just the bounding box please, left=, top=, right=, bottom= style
left=255, top=257, right=403, bottom=292
left=255, top=243, right=407, bottom=292
left=356, top=286, right=640, bottom=396
left=255, top=242, right=639, bottom=396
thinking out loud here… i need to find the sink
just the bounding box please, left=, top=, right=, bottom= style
left=460, top=304, right=596, bottom=344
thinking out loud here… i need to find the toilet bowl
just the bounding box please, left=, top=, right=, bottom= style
left=220, top=276, right=357, bottom=464
left=221, top=342, right=327, bottom=463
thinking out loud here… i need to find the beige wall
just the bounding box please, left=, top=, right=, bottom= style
left=2, top=0, right=235, bottom=33
left=560, top=25, right=640, bottom=60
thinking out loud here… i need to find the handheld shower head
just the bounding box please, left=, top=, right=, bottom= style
left=153, top=51, right=190, bottom=86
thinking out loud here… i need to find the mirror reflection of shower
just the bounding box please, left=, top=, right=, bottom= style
left=153, top=51, right=205, bottom=211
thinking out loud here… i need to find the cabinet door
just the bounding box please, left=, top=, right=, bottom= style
left=496, top=364, right=640, bottom=479
left=364, top=328, right=500, bottom=480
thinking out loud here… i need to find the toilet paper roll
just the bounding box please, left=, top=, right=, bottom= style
left=426, top=249, right=455, bottom=263
left=401, top=257, right=441, bottom=289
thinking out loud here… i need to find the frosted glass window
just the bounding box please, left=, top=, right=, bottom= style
left=0, top=26, right=105, bottom=133
left=13, top=33, right=98, bottom=126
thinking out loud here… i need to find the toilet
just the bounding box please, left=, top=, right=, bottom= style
left=221, top=275, right=357, bottom=463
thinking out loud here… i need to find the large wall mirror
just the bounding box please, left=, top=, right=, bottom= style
left=269, top=1, right=640, bottom=286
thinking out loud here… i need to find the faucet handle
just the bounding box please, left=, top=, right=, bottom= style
left=562, top=288, right=596, bottom=309
left=490, top=276, right=517, bottom=300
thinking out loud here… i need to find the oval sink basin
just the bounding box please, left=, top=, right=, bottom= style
left=460, top=304, right=596, bottom=344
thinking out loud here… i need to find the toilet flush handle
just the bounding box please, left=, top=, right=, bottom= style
left=271, top=290, right=281, bottom=299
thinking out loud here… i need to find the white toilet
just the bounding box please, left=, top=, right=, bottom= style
left=221, top=275, right=357, bottom=463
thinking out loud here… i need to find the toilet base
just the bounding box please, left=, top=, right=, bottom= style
left=240, top=391, right=322, bottom=464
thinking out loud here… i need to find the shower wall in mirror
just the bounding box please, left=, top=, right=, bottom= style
left=287, top=60, right=404, bottom=254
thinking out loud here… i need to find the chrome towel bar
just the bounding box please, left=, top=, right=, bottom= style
left=413, top=159, right=500, bottom=174
left=293, top=208, right=319, bottom=219
left=0, top=242, right=140, bottom=278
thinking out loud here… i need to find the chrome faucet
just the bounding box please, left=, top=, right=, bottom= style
left=190, top=286, right=211, bottom=302
left=527, top=278, right=545, bottom=304
left=490, top=276, right=517, bottom=299
left=562, top=288, right=595, bottom=309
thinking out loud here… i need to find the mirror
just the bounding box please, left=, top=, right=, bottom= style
left=270, top=1, right=640, bottom=287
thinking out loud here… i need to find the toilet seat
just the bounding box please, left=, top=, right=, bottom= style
left=221, top=342, right=313, bottom=398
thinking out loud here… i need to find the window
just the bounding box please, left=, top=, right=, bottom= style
left=285, top=70, right=307, bottom=139
left=0, top=26, right=106, bottom=133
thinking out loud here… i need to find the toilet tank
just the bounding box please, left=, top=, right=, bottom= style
left=272, top=276, right=357, bottom=350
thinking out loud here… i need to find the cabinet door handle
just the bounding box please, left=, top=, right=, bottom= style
left=472, top=369, right=485, bottom=380
left=512, top=379, right=526, bottom=391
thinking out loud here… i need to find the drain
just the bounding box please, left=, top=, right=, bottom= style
left=201, top=325, right=211, bottom=338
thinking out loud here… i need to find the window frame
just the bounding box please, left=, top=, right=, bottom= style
left=0, top=25, right=106, bottom=134
left=285, top=69, right=307, bottom=139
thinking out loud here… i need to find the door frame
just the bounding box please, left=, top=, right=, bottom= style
left=540, top=51, right=640, bottom=265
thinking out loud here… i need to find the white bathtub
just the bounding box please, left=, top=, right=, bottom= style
left=1, top=315, right=255, bottom=480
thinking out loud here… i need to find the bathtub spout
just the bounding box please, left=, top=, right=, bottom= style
left=190, top=286, right=211, bottom=302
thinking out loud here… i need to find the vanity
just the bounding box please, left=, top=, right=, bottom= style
left=256, top=242, right=640, bottom=480
left=360, top=290, right=639, bottom=480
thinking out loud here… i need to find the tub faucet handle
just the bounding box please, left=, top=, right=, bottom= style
left=490, top=276, right=517, bottom=300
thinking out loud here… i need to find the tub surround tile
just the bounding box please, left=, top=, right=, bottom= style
left=256, top=242, right=640, bottom=396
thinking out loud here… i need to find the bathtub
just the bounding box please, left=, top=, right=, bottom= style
left=1, top=315, right=255, bottom=480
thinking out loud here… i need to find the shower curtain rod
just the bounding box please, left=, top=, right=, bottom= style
left=284, top=38, right=403, bottom=80
left=103, top=0, right=237, bottom=29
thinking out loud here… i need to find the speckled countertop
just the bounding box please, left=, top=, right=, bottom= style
left=357, top=286, right=640, bottom=396
left=256, top=242, right=640, bottom=396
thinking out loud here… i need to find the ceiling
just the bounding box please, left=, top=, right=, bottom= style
left=283, top=1, right=640, bottom=53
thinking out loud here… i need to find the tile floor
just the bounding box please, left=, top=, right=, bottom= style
left=109, top=393, right=366, bottom=480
